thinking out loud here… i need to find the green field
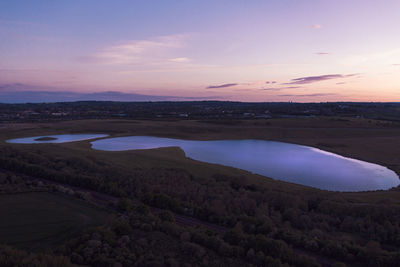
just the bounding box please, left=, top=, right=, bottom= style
left=0, top=192, right=111, bottom=251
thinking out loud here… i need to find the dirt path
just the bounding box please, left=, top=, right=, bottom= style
left=21, top=174, right=228, bottom=233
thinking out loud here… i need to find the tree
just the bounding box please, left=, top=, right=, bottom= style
left=159, top=211, right=175, bottom=223
left=116, top=198, right=131, bottom=212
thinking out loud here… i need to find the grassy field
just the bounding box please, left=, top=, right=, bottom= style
left=1, top=119, right=323, bottom=194
left=2, top=117, right=400, bottom=198
left=2, top=117, right=400, bottom=175
left=0, top=192, right=111, bottom=251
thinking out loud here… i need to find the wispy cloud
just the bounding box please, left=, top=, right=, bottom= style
left=0, top=90, right=224, bottom=103
left=262, top=88, right=282, bottom=91
left=312, top=24, right=323, bottom=29
left=279, top=93, right=337, bottom=97
left=81, top=34, right=187, bottom=65
left=234, top=89, right=254, bottom=92
left=206, top=83, right=238, bottom=89
left=285, top=74, right=359, bottom=85
left=262, top=86, right=302, bottom=91
left=265, top=81, right=277, bottom=84
left=169, top=57, right=190, bottom=63
left=315, top=52, right=330, bottom=55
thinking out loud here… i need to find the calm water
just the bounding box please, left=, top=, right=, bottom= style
left=91, top=136, right=400, bottom=191
left=6, top=134, right=108, bottom=144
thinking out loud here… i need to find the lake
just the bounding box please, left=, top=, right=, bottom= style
left=6, top=134, right=108, bottom=144
left=91, top=136, right=400, bottom=192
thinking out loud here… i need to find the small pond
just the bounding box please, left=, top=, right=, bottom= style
left=6, top=134, right=108, bottom=144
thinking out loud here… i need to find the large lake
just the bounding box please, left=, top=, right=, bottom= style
left=91, top=136, right=400, bottom=192
left=7, top=134, right=108, bottom=144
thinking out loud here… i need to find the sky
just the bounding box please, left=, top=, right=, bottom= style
left=1, top=0, right=400, bottom=102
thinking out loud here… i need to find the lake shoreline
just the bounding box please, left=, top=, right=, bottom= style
left=88, top=136, right=400, bottom=192
left=3, top=118, right=400, bottom=192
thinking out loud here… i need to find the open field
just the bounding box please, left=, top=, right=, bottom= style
left=2, top=117, right=400, bottom=175
left=0, top=192, right=111, bottom=251
left=2, top=117, right=400, bottom=202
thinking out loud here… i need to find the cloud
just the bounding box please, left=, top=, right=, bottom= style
left=169, top=57, right=190, bottom=63
left=206, top=83, right=238, bottom=89
left=262, top=88, right=282, bottom=91
left=262, top=86, right=302, bottom=91
left=265, top=81, right=277, bottom=84
left=234, top=89, right=254, bottom=92
left=316, top=52, right=330, bottom=55
left=393, top=64, right=400, bottom=66
left=312, top=24, right=323, bottom=29
left=0, top=82, right=56, bottom=92
left=279, top=93, right=337, bottom=97
left=0, top=89, right=224, bottom=103
left=285, top=74, right=359, bottom=85
left=81, top=34, right=186, bottom=65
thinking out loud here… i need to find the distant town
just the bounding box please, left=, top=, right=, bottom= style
left=1, top=101, right=400, bottom=122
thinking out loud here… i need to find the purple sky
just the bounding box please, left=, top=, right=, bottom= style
left=1, top=0, right=400, bottom=102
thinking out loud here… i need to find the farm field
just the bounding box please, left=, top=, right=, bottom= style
left=0, top=192, right=111, bottom=251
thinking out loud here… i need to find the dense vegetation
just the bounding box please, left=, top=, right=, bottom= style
left=1, top=141, right=400, bottom=266
left=1, top=117, right=400, bottom=266
left=0, top=206, right=320, bottom=267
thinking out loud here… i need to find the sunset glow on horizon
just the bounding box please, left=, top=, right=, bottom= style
left=1, top=0, right=400, bottom=102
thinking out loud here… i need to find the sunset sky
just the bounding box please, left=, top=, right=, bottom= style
left=1, top=0, right=400, bottom=102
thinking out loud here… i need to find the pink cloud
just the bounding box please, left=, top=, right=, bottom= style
left=285, top=74, right=359, bottom=85
left=81, top=34, right=187, bottom=65
left=206, top=83, right=238, bottom=89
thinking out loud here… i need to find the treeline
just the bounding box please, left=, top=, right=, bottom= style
left=0, top=202, right=319, bottom=267
left=3, top=101, right=400, bottom=122
left=2, top=145, right=400, bottom=265
left=0, top=171, right=48, bottom=194
left=0, top=245, right=72, bottom=267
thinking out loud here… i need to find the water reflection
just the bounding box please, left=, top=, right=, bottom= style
left=91, top=136, right=400, bottom=192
